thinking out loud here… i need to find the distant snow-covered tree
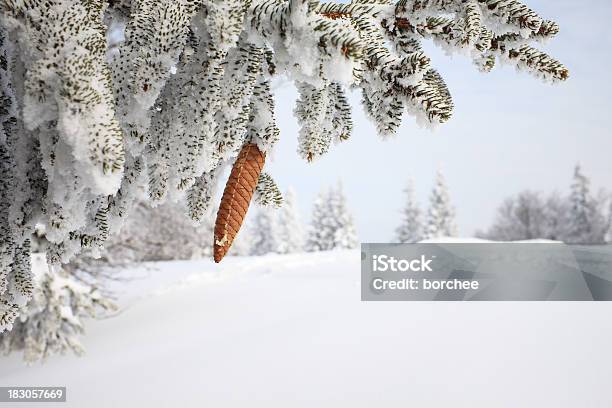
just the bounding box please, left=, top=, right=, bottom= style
left=277, top=187, right=304, bottom=254
left=541, top=192, right=570, bottom=242
left=395, top=179, right=422, bottom=243
left=481, top=191, right=548, bottom=241
left=328, top=183, right=359, bottom=249
left=566, top=165, right=608, bottom=244
left=0, top=255, right=116, bottom=363
left=0, top=0, right=570, bottom=330
left=424, top=171, right=457, bottom=239
left=249, top=208, right=281, bottom=256
left=305, top=190, right=331, bottom=252
left=306, top=183, right=358, bottom=251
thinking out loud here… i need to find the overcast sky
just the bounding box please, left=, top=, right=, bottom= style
left=265, top=0, right=612, bottom=241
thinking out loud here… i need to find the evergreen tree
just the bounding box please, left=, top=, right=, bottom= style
left=305, top=190, right=332, bottom=252
left=249, top=208, right=281, bottom=256
left=306, top=183, right=358, bottom=251
left=424, top=170, right=457, bottom=239
left=395, top=179, right=423, bottom=243
left=566, top=165, right=608, bottom=244
left=0, top=0, right=570, bottom=330
left=329, top=183, right=359, bottom=249
left=277, top=187, right=304, bottom=254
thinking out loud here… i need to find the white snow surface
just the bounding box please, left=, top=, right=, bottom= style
left=1, top=250, right=611, bottom=407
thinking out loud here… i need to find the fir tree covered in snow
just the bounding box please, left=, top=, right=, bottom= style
left=277, top=187, right=304, bottom=254
left=0, top=255, right=116, bottom=363
left=306, top=183, right=358, bottom=251
left=249, top=208, right=281, bottom=256
left=0, top=0, right=569, bottom=330
left=328, top=183, right=359, bottom=249
left=395, top=179, right=423, bottom=243
left=424, top=170, right=457, bottom=239
left=305, top=191, right=330, bottom=252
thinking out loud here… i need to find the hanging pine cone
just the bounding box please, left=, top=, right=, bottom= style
left=214, top=143, right=266, bottom=263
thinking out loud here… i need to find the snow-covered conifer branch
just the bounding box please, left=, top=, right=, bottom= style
left=255, top=173, right=284, bottom=208
left=0, top=0, right=568, bottom=331
left=0, top=256, right=117, bottom=363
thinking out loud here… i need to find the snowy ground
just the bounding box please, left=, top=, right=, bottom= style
left=1, top=250, right=612, bottom=407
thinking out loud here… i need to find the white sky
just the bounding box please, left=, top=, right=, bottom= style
left=265, top=0, right=612, bottom=241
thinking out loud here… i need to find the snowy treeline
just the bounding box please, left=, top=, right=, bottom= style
left=306, top=183, right=358, bottom=251
left=0, top=0, right=568, bottom=331
left=395, top=165, right=611, bottom=244
left=481, top=165, right=611, bottom=244
left=395, top=170, right=457, bottom=243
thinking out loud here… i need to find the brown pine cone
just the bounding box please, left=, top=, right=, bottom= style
left=214, top=143, right=266, bottom=263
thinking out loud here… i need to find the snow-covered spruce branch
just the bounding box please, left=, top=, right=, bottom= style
left=0, top=255, right=117, bottom=363
left=0, top=0, right=568, bottom=331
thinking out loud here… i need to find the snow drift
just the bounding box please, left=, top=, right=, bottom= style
left=1, top=250, right=610, bottom=407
